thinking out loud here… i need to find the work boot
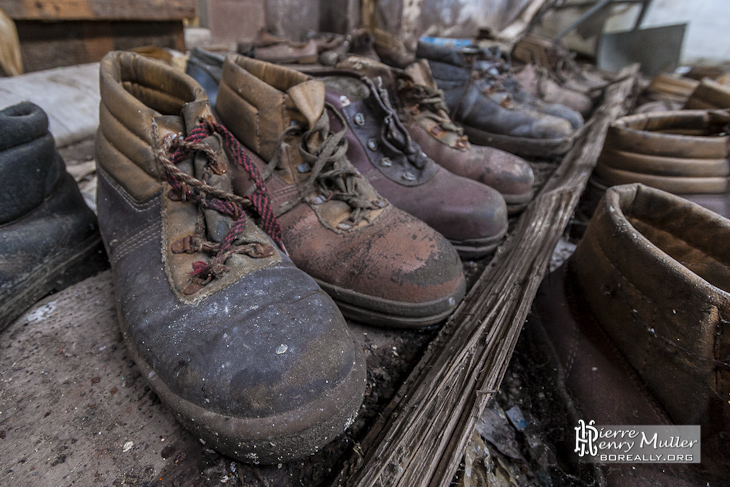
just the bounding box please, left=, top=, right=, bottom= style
left=216, top=54, right=467, bottom=327
left=512, top=63, right=593, bottom=118
left=533, top=184, right=730, bottom=484
left=316, top=70, right=509, bottom=256
left=335, top=55, right=535, bottom=213
left=0, top=102, right=106, bottom=331
left=96, top=51, right=365, bottom=463
left=589, top=109, right=730, bottom=218
left=417, top=41, right=576, bottom=157
left=472, top=45, right=584, bottom=130
left=185, top=47, right=225, bottom=107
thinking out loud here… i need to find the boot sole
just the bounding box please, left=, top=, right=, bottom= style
left=114, top=286, right=367, bottom=464
left=314, top=276, right=466, bottom=329
left=449, top=231, right=505, bottom=259
left=504, top=189, right=535, bottom=215
left=0, top=233, right=107, bottom=332
left=461, top=124, right=576, bottom=158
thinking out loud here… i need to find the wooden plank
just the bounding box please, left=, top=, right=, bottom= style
left=333, top=65, right=640, bottom=487
left=0, top=62, right=100, bottom=147
left=16, top=20, right=185, bottom=73
left=0, top=0, right=195, bottom=21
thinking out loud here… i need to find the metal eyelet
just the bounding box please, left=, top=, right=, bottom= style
left=312, top=195, right=326, bottom=205
left=367, top=138, right=379, bottom=151
left=354, top=113, right=365, bottom=125
left=297, top=163, right=311, bottom=173
left=402, top=172, right=416, bottom=181
left=337, top=222, right=351, bottom=230
left=380, top=157, right=392, bottom=167
left=339, top=95, right=351, bottom=107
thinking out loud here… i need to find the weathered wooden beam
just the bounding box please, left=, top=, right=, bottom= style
left=0, top=0, right=195, bottom=21
left=333, top=65, right=639, bottom=487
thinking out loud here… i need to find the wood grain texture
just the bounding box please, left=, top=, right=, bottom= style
left=333, top=65, right=640, bottom=487
left=0, top=0, right=195, bottom=21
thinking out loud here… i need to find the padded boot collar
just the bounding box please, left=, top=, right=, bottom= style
left=572, top=183, right=730, bottom=431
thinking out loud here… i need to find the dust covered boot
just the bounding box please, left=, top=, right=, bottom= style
left=96, top=51, right=365, bottom=463
left=0, top=101, right=106, bottom=331
left=216, top=54, right=467, bottom=327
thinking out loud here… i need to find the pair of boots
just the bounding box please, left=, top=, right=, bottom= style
left=96, top=50, right=513, bottom=464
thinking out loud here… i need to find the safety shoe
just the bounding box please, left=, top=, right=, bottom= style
left=417, top=41, right=577, bottom=157
left=216, top=54, right=467, bottom=327
left=533, top=183, right=730, bottom=484
left=96, top=51, right=366, bottom=463
left=0, top=102, right=106, bottom=331
left=336, top=55, right=535, bottom=213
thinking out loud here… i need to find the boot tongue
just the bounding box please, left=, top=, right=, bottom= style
left=181, top=99, right=234, bottom=243
left=404, top=59, right=438, bottom=90
left=287, top=79, right=326, bottom=152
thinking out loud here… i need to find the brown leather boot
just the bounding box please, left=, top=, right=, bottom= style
left=334, top=56, right=535, bottom=213
left=512, top=63, right=593, bottom=118
left=310, top=71, right=509, bottom=257
left=590, top=109, right=730, bottom=218
left=216, top=54, right=466, bottom=327
left=96, top=51, right=365, bottom=463
left=533, top=183, right=730, bottom=484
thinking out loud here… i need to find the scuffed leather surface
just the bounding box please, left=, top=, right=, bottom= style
left=406, top=119, right=534, bottom=201
left=97, top=170, right=357, bottom=419
left=326, top=89, right=508, bottom=242
left=572, top=184, right=730, bottom=457
left=534, top=265, right=712, bottom=486
left=96, top=52, right=364, bottom=456
left=417, top=42, right=573, bottom=140
left=596, top=110, right=730, bottom=194
left=0, top=101, right=99, bottom=301
left=217, top=55, right=467, bottom=308
left=0, top=102, right=60, bottom=224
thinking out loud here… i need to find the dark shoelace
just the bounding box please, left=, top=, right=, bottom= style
left=157, top=117, right=284, bottom=292
left=399, top=81, right=466, bottom=137
left=267, top=104, right=382, bottom=226
left=367, top=77, right=431, bottom=170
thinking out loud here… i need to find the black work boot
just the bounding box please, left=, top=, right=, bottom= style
left=0, top=102, right=106, bottom=331
left=417, top=42, right=577, bottom=157
left=97, top=51, right=365, bottom=463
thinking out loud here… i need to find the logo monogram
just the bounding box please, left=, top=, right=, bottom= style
left=575, top=419, right=599, bottom=457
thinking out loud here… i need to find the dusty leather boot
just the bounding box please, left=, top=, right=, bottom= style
left=416, top=41, right=577, bottom=157
left=314, top=71, right=509, bottom=257
left=216, top=54, right=467, bottom=327
left=0, top=102, right=106, bottom=331
left=335, top=56, right=535, bottom=213
left=588, top=109, right=730, bottom=218
left=533, top=183, right=730, bottom=484
left=96, top=51, right=366, bottom=463
left=512, top=63, right=593, bottom=118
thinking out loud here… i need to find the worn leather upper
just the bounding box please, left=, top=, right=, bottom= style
left=216, top=54, right=467, bottom=307
left=573, top=184, right=730, bottom=431
left=96, top=51, right=364, bottom=461
left=417, top=42, right=574, bottom=140
left=320, top=72, right=508, bottom=245
left=595, top=110, right=730, bottom=194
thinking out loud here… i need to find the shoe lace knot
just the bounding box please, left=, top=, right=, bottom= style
left=270, top=104, right=383, bottom=226
left=157, top=116, right=284, bottom=294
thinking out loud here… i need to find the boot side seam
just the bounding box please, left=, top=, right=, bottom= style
left=97, top=165, right=159, bottom=212
left=110, top=223, right=159, bottom=266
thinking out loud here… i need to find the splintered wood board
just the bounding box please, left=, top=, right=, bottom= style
left=0, top=63, right=99, bottom=147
